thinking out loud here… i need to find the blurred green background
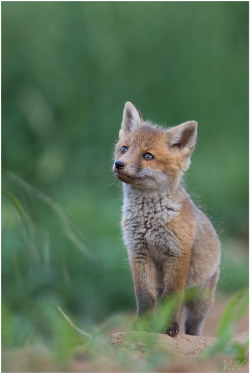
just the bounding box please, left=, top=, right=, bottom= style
left=2, top=2, right=248, bottom=349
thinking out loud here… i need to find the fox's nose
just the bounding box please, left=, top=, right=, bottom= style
left=115, top=161, right=125, bottom=170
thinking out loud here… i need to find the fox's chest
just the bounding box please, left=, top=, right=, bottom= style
left=122, top=195, right=180, bottom=256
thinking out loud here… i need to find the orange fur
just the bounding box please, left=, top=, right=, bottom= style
left=113, top=102, right=221, bottom=337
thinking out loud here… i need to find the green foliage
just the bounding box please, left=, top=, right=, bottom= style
left=2, top=2, right=248, bottom=237
left=203, top=289, right=249, bottom=363
left=3, top=172, right=91, bottom=257
left=2, top=171, right=135, bottom=351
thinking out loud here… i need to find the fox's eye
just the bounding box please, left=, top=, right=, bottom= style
left=142, top=152, right=154, bottom=161
left=121, top=146, right=128, bottom=153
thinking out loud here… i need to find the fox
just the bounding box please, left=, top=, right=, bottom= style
left=113, top=102, right=221, bottom=337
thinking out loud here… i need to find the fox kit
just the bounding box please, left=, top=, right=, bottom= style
left=113, top=102, right=221, bottom=337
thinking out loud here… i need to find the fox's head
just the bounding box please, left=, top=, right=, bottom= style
left=113, top=102, right=198, bottom=190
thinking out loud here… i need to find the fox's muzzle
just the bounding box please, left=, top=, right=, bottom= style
left=114, top=160, right=125, bottom=170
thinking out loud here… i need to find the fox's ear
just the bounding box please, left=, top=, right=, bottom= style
left=166, top=120, right=198, bottom=157
left=120, top=102, right=142, bottom=136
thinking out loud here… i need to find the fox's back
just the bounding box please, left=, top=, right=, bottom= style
left=186, top=204, right=221, bottom=287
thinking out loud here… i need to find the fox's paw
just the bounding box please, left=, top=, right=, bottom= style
left=164, top=321, right=179, bottom=337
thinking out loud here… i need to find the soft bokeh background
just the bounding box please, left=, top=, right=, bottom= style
left=2, top=2, right=248, bottom=351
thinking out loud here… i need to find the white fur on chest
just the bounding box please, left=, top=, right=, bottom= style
left=122, top=184, right=181, bottom=259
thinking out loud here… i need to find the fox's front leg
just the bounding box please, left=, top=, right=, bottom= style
left=130, top=251, right=157, bottom=317
left=159, top=252, right=190, bottom=337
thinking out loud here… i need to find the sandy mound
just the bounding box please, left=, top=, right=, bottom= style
left=111, top=331, right=248, bottom=357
